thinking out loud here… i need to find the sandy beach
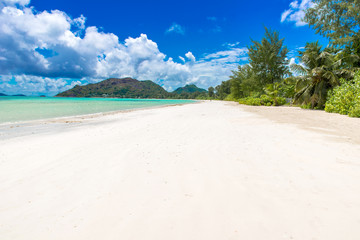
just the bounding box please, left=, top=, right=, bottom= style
left=1, top=101, right=360, bottom=240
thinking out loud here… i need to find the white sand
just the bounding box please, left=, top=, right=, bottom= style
left=1, top=101, right=360, bottom=240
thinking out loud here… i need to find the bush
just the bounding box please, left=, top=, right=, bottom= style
left=325, top=73, right=360, bottom=118
left=275, top=96, right=287, bottom=106
left=238, top=95, right=286, bottom=106
left=260, top=95, right=273, bottom=106
left=239, top=97, right=262, bottom=106
left=224, top=95, right=237, bottom=101
left=300, top=103, right=312, bottom=109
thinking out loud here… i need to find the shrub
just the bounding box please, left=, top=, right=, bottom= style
left=325, top=73, right=360, bottom=118
left=239, top=97, right=261, bottom=106
left=224, top=95, right=237, bottom=101
left=260, top=95, right=272, bottom=105
left=275, top=96, right=287, bottom=106
left=300, top=103, right=312, bottom=109
left=238, top=95, right=286, bottom=106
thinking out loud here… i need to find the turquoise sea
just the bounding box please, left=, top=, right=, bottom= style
left=0, top=96, right=194, bottom=124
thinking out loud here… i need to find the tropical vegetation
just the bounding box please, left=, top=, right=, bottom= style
left=325, top=73, right=360, bottom=117
left=208, top=0, right=360, bottom=117
left=57, top=0, right=360, bottom=117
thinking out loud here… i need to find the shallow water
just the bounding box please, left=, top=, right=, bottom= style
left=0, top=96, right=194, bottom=124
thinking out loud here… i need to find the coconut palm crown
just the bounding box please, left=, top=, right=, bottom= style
left=290, top=41, right=358, bottom=109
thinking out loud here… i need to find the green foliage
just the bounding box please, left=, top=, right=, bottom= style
left=325, top=73, right=360, bottom=117
left=224, top=28, right=290, bottom=104
left=173, top=84, right=207, bottom=94
left=239, top=97, right=262, bottom=106
left=305, top=0, right=360, bottom=49
left=229, top=65, right=261, bottom=98
left=171, top=84, right=208, bottom=99
left=224, top=95, right=237, bottom=101
left=291, top=41, right=359, bottom=109
left=194, top=93, right=210, bottom=100
left=300, top=103, right=313, bottom=109
left=238, top=95, right=286, bottom=106
left=290, top=42, right=347, bottom=109
left=215, top=80, right=231, bottom=100
left=208, top=87, right=215, bottom=98
left=248, top=27, right=290, bottom=86
left=57, top=78, right=209, bottom=100
left=276, top=96, right=287, bottom=106
left=279, top=77, right=296, bottom=98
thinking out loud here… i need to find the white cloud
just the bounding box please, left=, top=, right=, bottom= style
left=0, top=75, right=82, bottom=96
left=165, top=23, right=185, bottom=35
left=289, top=57, right=296, bottom=66
left=0, top=0, right=30, bottom=7
left=281, top=9, right=292, bottom=23
left=281, top=0, right=314, bottom=27
left=73, top=15, right=86, bottom=31
left=0, top=1, right=248, bottom=95
left=178, top=48, right=248, bottom=89
left=223, top=42, right=240, bottom=48
left=179, top=56, right=185, bottom=63
left=185, top=52, right=196, bottom=62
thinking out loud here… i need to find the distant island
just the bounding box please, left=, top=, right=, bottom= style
left=0, top=93, right=26, bottom=97
left=56, top=78, right=208, bottom=99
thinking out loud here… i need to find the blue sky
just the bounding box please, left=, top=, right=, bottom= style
left=0, top=0, right=327, bottom=96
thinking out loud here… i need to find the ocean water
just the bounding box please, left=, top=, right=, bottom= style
left=0, top=96, right=194, bottom=124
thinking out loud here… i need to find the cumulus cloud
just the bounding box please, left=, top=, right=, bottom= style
left=0, top=74, right=82, bottom=96
left=185, top=52, right=196, bottom=62
left=0, top=0, right=29, bottom=7
left=281, top=0, right=314, bottom=27
left=0, top=1, right=248, bottom=95
left=165, top=23, right=185, bottom=35
left=185, top=48, right=248, bottom=88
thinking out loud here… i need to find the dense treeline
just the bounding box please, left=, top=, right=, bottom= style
left=208, top=0, right=360, bottom=117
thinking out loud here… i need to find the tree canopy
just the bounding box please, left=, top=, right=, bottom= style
left=305, top=0, right=360, bottom=49
left=248, top=27, right=290, bottom=86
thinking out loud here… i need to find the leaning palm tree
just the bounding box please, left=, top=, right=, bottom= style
left=290, top=41, right=357, bottom=109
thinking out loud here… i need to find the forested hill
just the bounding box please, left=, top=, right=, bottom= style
left=56, top=78, right=170, bottom=98
left=56, top=78, right=209, bottom=99
left=173, top=84, right=207, bottom=94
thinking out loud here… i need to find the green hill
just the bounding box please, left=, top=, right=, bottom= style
left=173, top=84, right=207, bottom=94
left=0, top=93, right=7, bottom=96
left=56, top=78, right=170, bottom=98
left=170, top=84, right=208, bottom=99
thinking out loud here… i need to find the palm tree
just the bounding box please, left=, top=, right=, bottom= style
left=290, top=41, right=357, bottom=109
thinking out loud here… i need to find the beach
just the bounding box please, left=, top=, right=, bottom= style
left=1, top=100, right=360, bottom=239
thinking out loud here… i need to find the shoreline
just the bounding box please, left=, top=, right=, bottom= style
left=1, top=101, right=360, bottom=239
left=0, top=97, right=197, bottom=126
left=2, top=99, right=359, bottom=144
left=0, top=101, right=200, bottom=140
